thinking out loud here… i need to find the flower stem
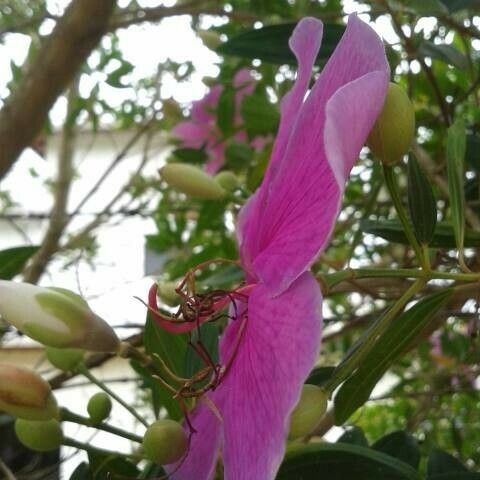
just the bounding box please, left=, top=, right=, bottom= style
left=63, top=436, right=144, bottom=461
left=324, top=278, right=426, bottom=393
left=77, top=364, right=149, bottom=427
left=60, top=408, right=143, bottom=443
left=383, top=165, right=427, bottom=268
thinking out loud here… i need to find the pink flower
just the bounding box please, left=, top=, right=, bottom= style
left=172, top=69, right=257, bottom=175
left=152, top=15, right=389, bottom=480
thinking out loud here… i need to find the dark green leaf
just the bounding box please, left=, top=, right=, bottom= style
left=427, top=449, right=468, bottom=475
left=105, top=62, right=134, bottom=88
left=218, top=23, right=345, bottom=65
left=361, top=219, right=480, bottom=248
left=419, top=41, right=468, bottom=70
left=241, top=93, right=279, bottom=136
left=185, top=323, right=219, bottom=378
left=173, top=147, right=208, bottom=165
left=399, top=0, right=449, bottom=14
left=306, top=366, right=335, bottom=387
left=465, top=134, right=480, bottom=171
left=277, top=443, right=421, bottom=480
left=225, top=141, right=254, bottom=171
left=373, top=431, right=420, bottom=470
left=70, top=463, right=92, bottom=480
left=337, top=427, right=369, bottom=447
left=439, top=0, right=480, bottom=12
left=217, top=87, right=235, bottom=136
left=407, top=154, right=437, bottom=244
left=87, top=451, right=139, bottom=480
left=427, top=475, right=480, bottom=479
left=0, top=245, right=39, bottom=280
left=334, top=289, right=453, bottom=425
left=446, top=119, right=467, bottom=254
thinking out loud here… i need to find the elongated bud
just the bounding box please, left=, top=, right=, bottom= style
left=156, top=281, right=181, bottom=307
left=214, top=171, right=239, bottom=192
left=15, top=418, right=63, bottom=451
left=289, top=384, right=328, bottom=439
left=46, top=347, right=84, bottom=372
left=367, top=83, right=415, bottom=165
left=197, top=30, right=222, bottom=50
left=160, top=163, right=226, bottom=200
left=87, top=392, right=112, bottom=425
left=0, top=364, right=59, bottom=420
left=142, top=419, right=188, bottom=465
left=0, top=281, right=119, bottom=352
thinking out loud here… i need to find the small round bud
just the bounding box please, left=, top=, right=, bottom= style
left=46, top=347, right=84, bottom=372
left=197, top=30, right=222, bottom=50
left=367, top=83, right=415, bottom=165
left=160, top=163, right=226, bottom=200
left=156, top=281, right=181, bottom=307
left=15, top=418, right=63, bottom=452
left=142, top=419, right=188, bottom=465
left=0, top=364, right=59, bottom=421
left=214, top=171, right=239, bottom=192
left=87, top=392, right=112, bottom=425
left=289, top=384, right=328, bottom=439
left=0, top=281, right=119, bottom=352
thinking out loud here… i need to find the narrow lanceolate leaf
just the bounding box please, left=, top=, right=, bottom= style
left=334, top=289, right=453, bottom=425
left=0, top=246, right=39, bottom=280
left=446, top=119, right=467, bottom=260
left=277, top=443, right=421, bottom=480
left=408, top=154, right=437, bottom=244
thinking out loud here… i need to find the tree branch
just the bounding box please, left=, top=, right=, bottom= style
left=0, top=0, right=116, bottom=180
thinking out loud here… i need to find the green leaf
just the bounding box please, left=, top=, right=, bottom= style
left=70, top=462, right=92, bottom=480
left=105, top=62, right=134, bottom=88
left=427, top=475, right=480, bottom=479
left=88, top=451, right=139, bottom=480
left=372, top=431, right=420, bottom=470
left=446, top=119, right=467, bottom=257
left=407, top=154, right=437, bottom=244
left=334, top=289, right=453, bottom=425
left=217, top=87, right=235, bottom=136
left=0, top=246, right=39, bottom=280
left=218, top=23, right=345, bottom=65
left=173, top=148, right=208, bottom=165
left=427, top=449, right=468, bottom=476
left=439, top=0, right=480, bottom=12
left=361, top=219, right=480, bottom=248
left=185, top=323, right=219, bottom=378
left=419, top=41, right=468, bottom=70
left=225, top=141, right=254, bottom=171
left=277, top=443, right=421, bottom=480
left=241, top=93, right=279, bottom=137
left=397, top=0, right=449, bottom=14
left=465, top=134, right=480, bottom=171
left=337, top=427, right=369, bottom=447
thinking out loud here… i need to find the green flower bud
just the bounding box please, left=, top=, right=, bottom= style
left=0, top=281, right=119, bottom=352
left=160, top=163, right=226, bottom=200
left=0, top=364, right=59, bottom=420
left=46, top=347, right=84, bottom=372
left=289, top=384, right=328, bottom=440
left=156, top=281, right=181, bottom=307
left=214, top=171, right=239, bottom=192
left=15, top=418, right=63, bottom=452
left=142, top=419, right=188, bottom=465
left=197, top=30, right=222, bottom=50
left=87, top=392, right=112, bottom=425
left=367, top=83, right=415, bottom=165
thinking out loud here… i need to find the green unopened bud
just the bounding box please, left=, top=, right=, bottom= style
left=197, top=30, right=222, bottom=50
left=15, top=418, right=63, bottom=451
left=142, top=419, right=188, bottom=465
left=0, top=281, right=119, bottom=352
left=87, top=392, right=112, bottom=425
left=214, top=171, right=239, bottom=192
left=0, top=364, right=59, bottom=420
left=160, top=163, right=226, bottom=200
left=46, top=347, right=84, bottom=372
left=156, top=281, right=181, bottom=307
left=367, top=83, right=415, bottom=165
left=289, top=385, right=328, bottom=439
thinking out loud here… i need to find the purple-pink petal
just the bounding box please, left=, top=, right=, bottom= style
left=238, top=15, right=389, bottom=295
left=171, top=121, right=210, bottom=149
left=191, top=84, right=223, bottom=123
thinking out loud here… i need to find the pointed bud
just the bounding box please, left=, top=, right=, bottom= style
left=289, top=384, right=328, bottom=439
left=160, top=163, right=226, bottom=200
left=0, top=281, right=119, bottom=352
left=15, top=418, right=63, bottom=451
left=46, top=347, right=84, bottom=372
left=214, top=171, right=239, bottom=192
left=367, top=83, right=415, bottom=165
left=87, top=392, right=112, bottom=425
left=142, top=419, right=188, bottom=465
left=156, top=281, right=181, bottom=307
left=0, top=364, right=59, bottom=420
left=197, top=30, right=222, bottom=50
